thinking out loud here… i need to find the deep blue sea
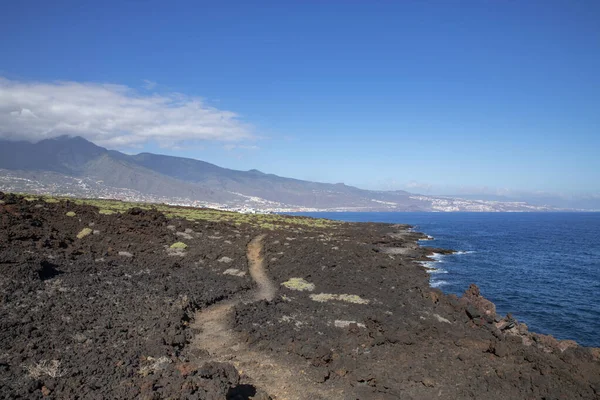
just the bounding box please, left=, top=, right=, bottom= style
left=293, top=212, right=600, bottom=347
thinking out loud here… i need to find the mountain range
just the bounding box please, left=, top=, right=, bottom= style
left=0, top=136, right=566, bottom=212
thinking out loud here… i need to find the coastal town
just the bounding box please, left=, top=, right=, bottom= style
left=0, top=169, right=563, bottom=213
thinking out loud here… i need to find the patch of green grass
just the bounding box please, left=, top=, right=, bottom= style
left=76, top=228, right=93, bottom=239
left=43, top=198, right=60, bottom=204
left=170, top=242, right=188, bottom=249
left=66, top=211, right=76, bottom=217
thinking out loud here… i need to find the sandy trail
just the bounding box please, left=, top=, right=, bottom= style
left=191, top=234, right=342, bottom=400
left=247, top=234, right=276, bottom=302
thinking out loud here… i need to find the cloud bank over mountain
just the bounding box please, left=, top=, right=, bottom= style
left=0, top=77, right=254, bottom=148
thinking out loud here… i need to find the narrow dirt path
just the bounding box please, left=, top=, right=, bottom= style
left=191, top=234, right=344, bottom=400
left=247, top=234, right=276, bottom=301
left=192, top=301, right=238, bottom=359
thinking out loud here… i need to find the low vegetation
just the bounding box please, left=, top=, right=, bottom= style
left=65, top=211, right=76, bottom=217
left=16, top=195, right=339, bottom=231
left=309, top=293, right=370, bottom=304
left=76, top=228, right=93, bottom=239
left=3, top=194, right=339, bottom=235
left=170, top=242, right=188, bottom=249
left=23, top=360, right=66, bottom=379
left=281, top=278, right=315, bottom=291
left=138, top=356, right=171, bottom=377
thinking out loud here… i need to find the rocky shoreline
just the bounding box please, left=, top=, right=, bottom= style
left=0, top=192, right=598, bottom=399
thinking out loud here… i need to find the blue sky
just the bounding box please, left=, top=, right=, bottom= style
left=1, top=1, right=599, bottom=197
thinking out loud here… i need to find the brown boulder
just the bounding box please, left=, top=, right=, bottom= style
left=461, top=284, right=497, bottom=318
left=488, top=340, right=509, bottom=357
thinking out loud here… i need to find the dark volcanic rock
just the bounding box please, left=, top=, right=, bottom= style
left=0, top=195, right=252, bottom=399
left=0, top=194, right=598, bottom=399
left=461, top=283, right=497, bottom=319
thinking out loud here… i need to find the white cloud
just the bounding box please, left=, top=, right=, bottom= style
left=0, top=77, right=254, bottom=148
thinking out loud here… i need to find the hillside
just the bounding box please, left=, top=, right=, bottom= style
left=0, top=136, right=558, bottom=212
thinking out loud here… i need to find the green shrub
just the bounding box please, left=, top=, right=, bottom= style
left=66, top=211, right=76, bottom=217
left=281, top=278, right=315, bottom=291
left=170, top=242, right=188, bottom=249
left=309, top=293, right=369, bottom=304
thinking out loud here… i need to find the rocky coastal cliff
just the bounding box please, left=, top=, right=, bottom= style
left=0, top=192, right=598, bottom=399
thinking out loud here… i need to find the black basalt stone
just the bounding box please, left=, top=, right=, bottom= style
left=466, top=305, right=481, bottom=320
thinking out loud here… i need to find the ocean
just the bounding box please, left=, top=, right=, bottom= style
left=292, top=212, right=600, bottom=347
